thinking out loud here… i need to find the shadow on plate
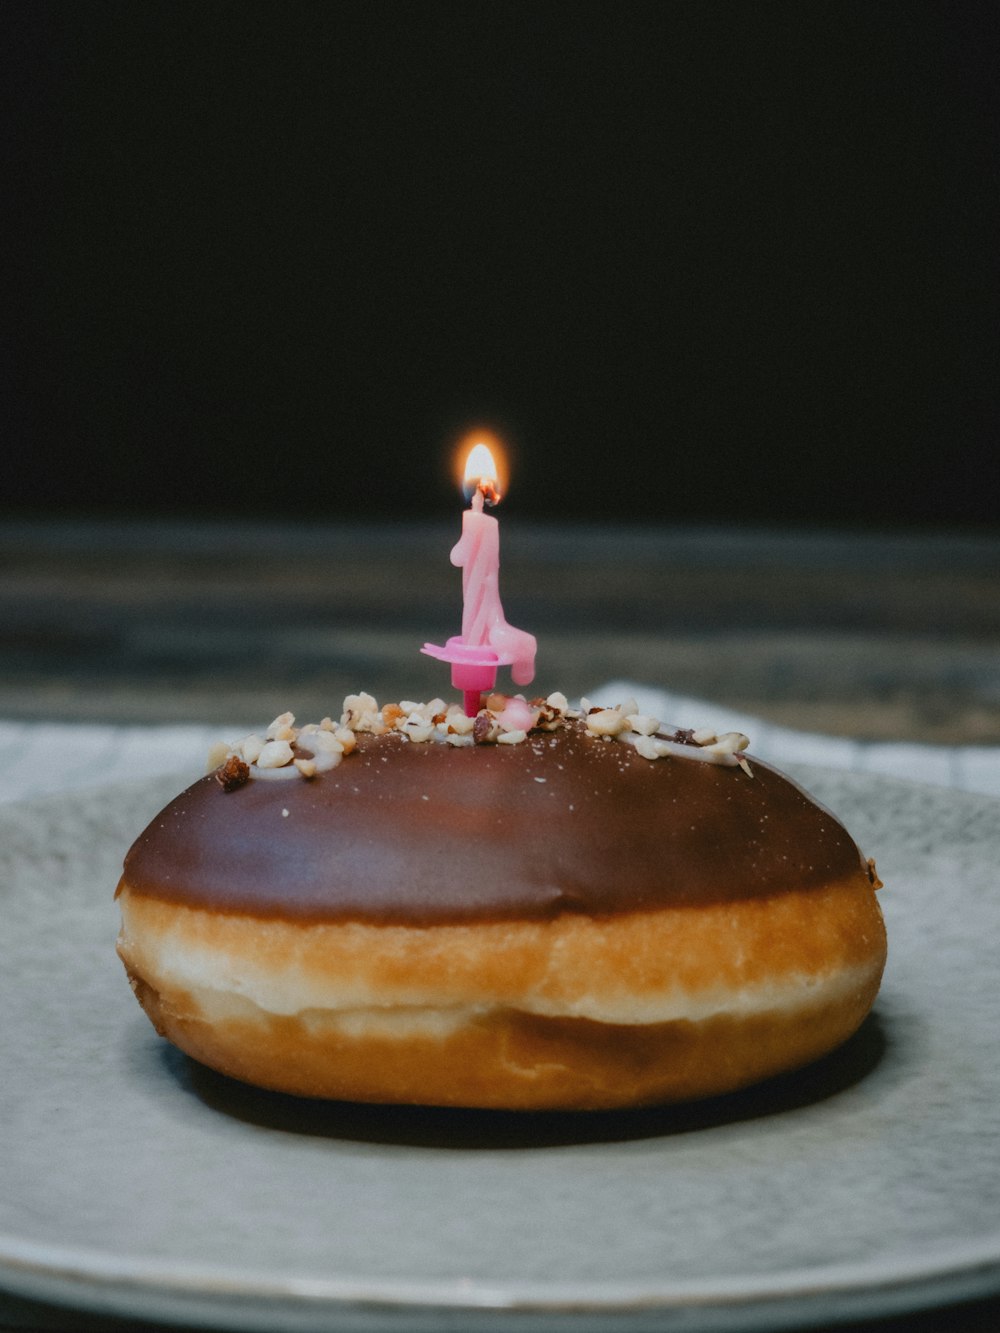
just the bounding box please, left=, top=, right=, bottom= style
left=156, top=1013, right=887, bottom=1149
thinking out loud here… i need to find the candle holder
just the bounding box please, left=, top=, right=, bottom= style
left=421, top=638, right=512, bottom=718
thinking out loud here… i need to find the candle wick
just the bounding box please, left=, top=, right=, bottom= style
left=477, top=477, right=501, bottom=508
left=471, top=488, right=485, bottom=513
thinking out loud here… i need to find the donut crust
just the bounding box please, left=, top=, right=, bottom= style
left=116, top=872, right=885, bottom=1109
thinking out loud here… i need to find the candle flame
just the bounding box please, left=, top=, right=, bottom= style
left=462, top=441, right=502, bottom=506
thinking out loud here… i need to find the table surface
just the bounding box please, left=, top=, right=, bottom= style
left=2, top=518, right=998, bottom=740
left=2, top=517, right=999, bottom=1333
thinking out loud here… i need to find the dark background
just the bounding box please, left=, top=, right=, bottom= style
left=3, top=0, right=997, bottom=528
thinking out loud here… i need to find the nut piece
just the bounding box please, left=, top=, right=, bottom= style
left=473, top=713, right=493, bottom=744
left=342, top=693, right=383, bottom=732
left=239, top=734, right=264, bottom=764
left=310, top=731, right=345, bottom=755
left=257, top=739, right=295, bottom=769
left=626, top=713, right=660, bottom=736
left=586, top=707, right=629, bottom=737
left=704, top=731, right=750, bottom=756
left=216, top=754, right=250, bottom=791
left=403, top=721, right=434, bottom=743
left=206, top=740, right=230, bottom=771
left=266, top=711, right=296, bottom=741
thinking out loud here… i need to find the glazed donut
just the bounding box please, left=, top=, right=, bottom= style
left=115, top=694, right=886, bottom=1110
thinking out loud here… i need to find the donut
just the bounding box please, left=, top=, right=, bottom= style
left=115, top=693, right=886, bottom=1110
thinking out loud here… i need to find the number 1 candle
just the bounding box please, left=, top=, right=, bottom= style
left=422, top=442, right=537, bottom=717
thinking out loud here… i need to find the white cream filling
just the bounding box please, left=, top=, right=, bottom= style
left=134, top=930, right=877, bottom=1030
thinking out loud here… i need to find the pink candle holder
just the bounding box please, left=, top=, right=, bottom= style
left=421, top=638, right=512, bottom=719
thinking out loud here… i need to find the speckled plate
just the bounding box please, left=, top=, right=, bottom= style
left=1, top=767, right=999, bottom=1333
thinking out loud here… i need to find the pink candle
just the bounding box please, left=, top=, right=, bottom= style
left=422, top=442, right=537, bottom=716
left=452, top=485, right=499, bottom=645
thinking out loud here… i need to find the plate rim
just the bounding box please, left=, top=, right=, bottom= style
left=1, top=1230, right=999, bottom=1331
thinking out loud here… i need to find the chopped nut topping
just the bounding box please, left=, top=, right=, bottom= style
left=448, top=712, right=476, bottom=736
left=240, top=734, right=264, bottom=763
left=473, top=712, right=494, bottom=744
left=403, top=721, right=434, bottom=743
left=257, top=739, right=294, bottom=769
left=533, top=706, right=560, bottom=732
left=334, top=727, right=357, bottom=753
left=209, top=690, right=752, bottom=785
left=625, top=713, right=660, bottom=736
left=585, top=706, right=629, bottom=737
left=867, top=858, right=883, bottom=889
left=206, top=740, right=230, bottom=771
left=342, top=693, right=384, bottom=733
left=216, top=754, right=250, bottom=791
left=703, top=731, right=750, bottom=756
left=266, top=711, right=295, bottom=741
left=310, top=731, right=344, bottom=755
left=633, top=735, right=661, bottom=761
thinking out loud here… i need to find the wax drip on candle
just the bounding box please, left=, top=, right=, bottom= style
left=422, top=440, right=537, bottom=716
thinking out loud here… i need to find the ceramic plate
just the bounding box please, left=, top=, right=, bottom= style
left=1, top=767, right=999, bottom=1332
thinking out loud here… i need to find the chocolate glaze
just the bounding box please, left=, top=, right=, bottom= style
left=121, top=723, right=868, bottom=924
